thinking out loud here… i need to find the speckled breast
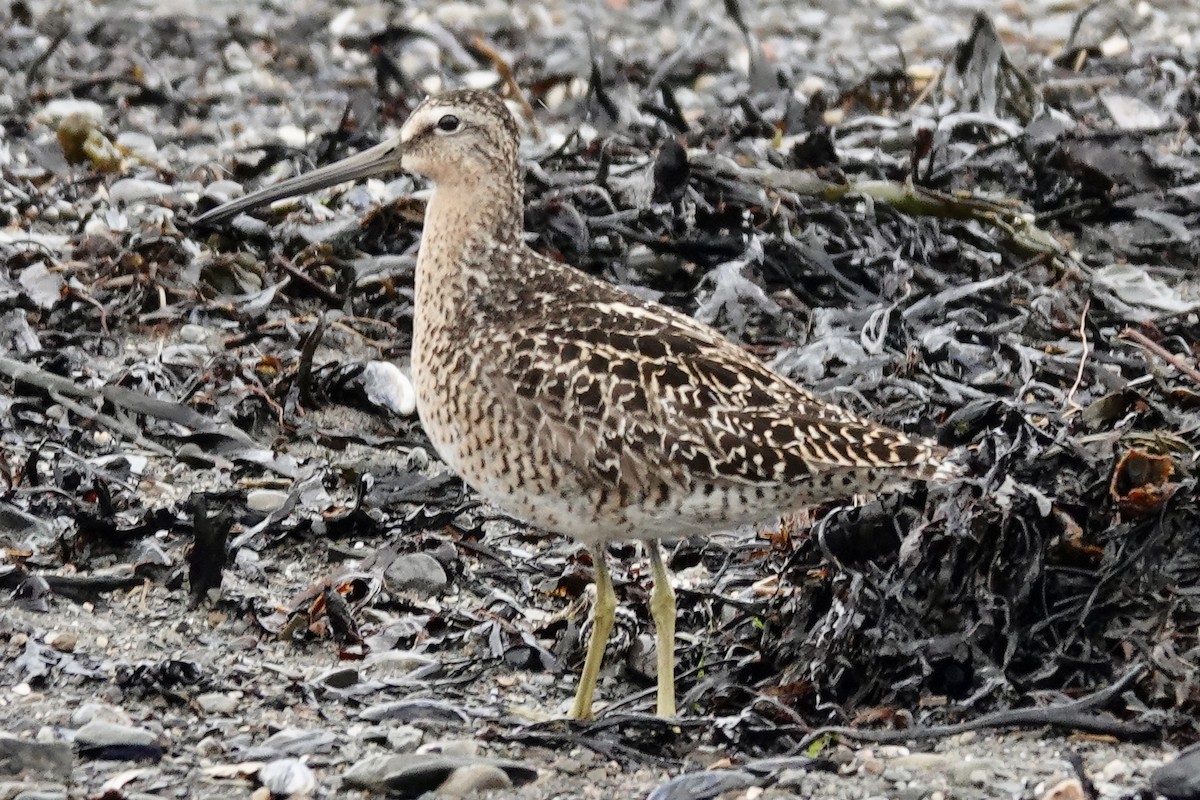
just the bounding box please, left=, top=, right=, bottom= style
left=412, top=334, right=612, bottom=540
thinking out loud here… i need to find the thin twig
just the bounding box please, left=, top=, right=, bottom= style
left=25, top=23, right=71, bottom=89
left=1120, top=327, right=1200, bottom=388
left=1064, top=298, right=1091, bottom=416
left=328, top=320, right=390, bottom=350
left=66, top=286, right=110, bottom=336
left=471, top=36, right=541, bottom=140
left=273, top=253, right=343, bottom=306
left=297, top=313, right=327, bottom=408
left=242, top=383, right=287, bottom=428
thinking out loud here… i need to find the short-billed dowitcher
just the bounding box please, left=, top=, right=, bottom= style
left=195, top=90, right=956, bottom=719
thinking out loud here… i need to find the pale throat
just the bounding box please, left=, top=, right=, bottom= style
left=414, top=167, right=524, bottom=297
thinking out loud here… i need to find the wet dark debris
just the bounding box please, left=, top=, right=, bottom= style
left=1, top=0, right=1200, bottom=796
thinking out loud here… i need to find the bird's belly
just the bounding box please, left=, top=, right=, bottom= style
left=415, top=385, right=617, bottom=539
left=415, top=382, right=825, bottom=541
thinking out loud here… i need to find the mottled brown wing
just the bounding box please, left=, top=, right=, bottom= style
left=481, top=294, right=942, bottom=497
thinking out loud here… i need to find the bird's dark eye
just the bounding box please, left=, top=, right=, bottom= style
left=435, top=114, right=460, bottom=133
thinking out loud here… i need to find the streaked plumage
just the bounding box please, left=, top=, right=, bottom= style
left=194, top=89, right=956, bottom=720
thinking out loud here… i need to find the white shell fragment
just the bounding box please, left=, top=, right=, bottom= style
left=361, top=360, right=417, bottom=416
left=246, top=488, right=290, bottom=513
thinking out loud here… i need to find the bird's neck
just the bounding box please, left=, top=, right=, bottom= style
left=424, top=169, right=522, bottom=247
left=414, top=173, right=525, bottom=321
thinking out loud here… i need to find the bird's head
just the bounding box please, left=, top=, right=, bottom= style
left=192, top=89, right=520, bottom=227
left=397, top=89, right=520, bottom=185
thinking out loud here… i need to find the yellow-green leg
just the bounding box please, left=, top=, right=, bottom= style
left=647, top=542, right=677, bottom=718
left=570, top=544, right=616, bottom=720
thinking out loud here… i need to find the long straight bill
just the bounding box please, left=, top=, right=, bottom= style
left=192, top=136, right=405, bottom=226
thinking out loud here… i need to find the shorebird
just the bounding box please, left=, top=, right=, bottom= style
left=194, top=89, right=956, bottom=720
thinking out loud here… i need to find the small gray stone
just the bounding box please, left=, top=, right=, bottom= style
left=343, top=755, right=419, bottom=793
left=360, top=361, right=416, bottom=416
left=645, top=769, right=756, bottom=800
left=202, top=180, right=246, bottom=203
left=1100, top=759, right=1129, bottom=782
left=362, top=650, right=438, bottom=675
left=774, top=769, right=812, bottom=789
left=11, top=791, right=69, bottom=800
left=358, top=699, right=468, bottom=725
left=73, top=722, right=156, bottom=749
left=314, top=667, right=359, bottom=689
left=248, top=728, right=338, bottom=759
left=387, top=726, right=423, bottom=753
left=384, top=553, right=448, bottom=595
left=67, top=703, right=130, bottom=730
left=949, top=759, right=1000, bottom=785
left=195, top=693, right=239, bottom=715
left=0, top=737, right=72, bottom=780
left=555, top=757, right=583, bottom=775
left=425, top=541, right=458, bottom=571
left=967, top=769, right=990, bottom=786
left=178, top=324, right=209, bottom=344
left=114, top=131, right=157, bottom=157
left=358, top=726, right=390, bottom=744
left=345, top=754, right=536, bottom=795
left=37, top=98, right=105, bottom=124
